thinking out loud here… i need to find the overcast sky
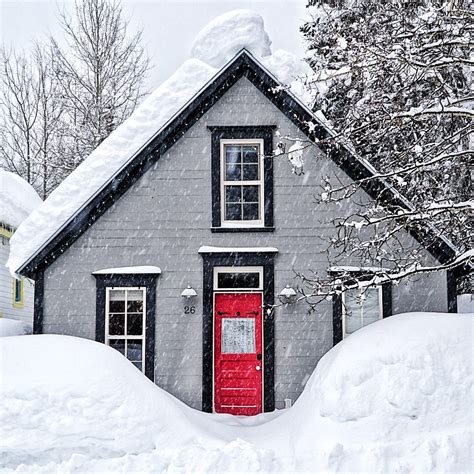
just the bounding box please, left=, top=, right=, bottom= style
left=0, top=0, right=308, bottom=89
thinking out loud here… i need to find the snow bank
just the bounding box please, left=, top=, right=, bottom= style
left=191, top=10, right=271, bottom=68
left=7, top=10, right=311, bottom=276
left=285, top=312, right=474, bottom=472
left=0, top=313, right=472, bottom=472
left=0, top=169, right=42, bottom=228
left=0, top=335, right=227, bottom=471
left=0, top=318, right=32, bottom=337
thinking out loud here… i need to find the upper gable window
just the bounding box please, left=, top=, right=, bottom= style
left=209, top=126, right=275, bottom=232
left=221, top=139, right=264, bottom=226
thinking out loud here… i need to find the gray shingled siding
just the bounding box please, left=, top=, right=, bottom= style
left=42, top=77, right=448, bottom=410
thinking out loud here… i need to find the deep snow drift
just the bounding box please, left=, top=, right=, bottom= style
left=0, top=313, right=472, bottom=472
left=191, top=10, right=272, bottom=68
left=7, top=10, right=311, bottom=276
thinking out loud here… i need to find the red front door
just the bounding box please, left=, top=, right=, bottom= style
left=214, top=292, right=263, bottom=415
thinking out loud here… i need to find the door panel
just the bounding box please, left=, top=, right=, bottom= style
left=214, top=292, right=263, bottom=415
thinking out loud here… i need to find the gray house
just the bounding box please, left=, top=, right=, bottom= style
left=15, top=50, right=458, bottom=415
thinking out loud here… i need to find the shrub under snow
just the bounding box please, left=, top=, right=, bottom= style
left=0, top=313, right=472, bottom=472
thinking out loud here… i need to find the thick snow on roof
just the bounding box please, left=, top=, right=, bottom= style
left=0, top=169, right=42, bottom=229
left=7, top=10, right=311, bottom=275
left=191, top=10, right=271, bottom=68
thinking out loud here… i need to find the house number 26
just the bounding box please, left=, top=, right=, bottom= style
left=184, top=306, right=196, bottom=314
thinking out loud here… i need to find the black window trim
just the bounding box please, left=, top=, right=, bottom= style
left=208, top=126, right=275, bottom=232
left=93, top=273, right=158, bottom=381
left=200, top=250, right=276, bottom=413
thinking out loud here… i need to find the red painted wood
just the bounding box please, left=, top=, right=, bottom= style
left=214, top=292, right=263, bottom=415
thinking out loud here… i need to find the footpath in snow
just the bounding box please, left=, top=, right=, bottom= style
left=0, top=312, right=472, bottom=473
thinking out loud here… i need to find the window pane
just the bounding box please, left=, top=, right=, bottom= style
left=225, top=185, right=241, bottom=203
left=109, top=290, right=126, bottom=301
left=225, top=163, right=241, bottom=181
left=127, top=290, right=144, bottom=302
left=243, top=164, right=259, bottom=181
left=345, top=288, right=380, bottom=335
left=345, top=290, right=362, bottom=334
left=222, top=318, right=256, bottom=353
left=14, top=280, right=22, bottom=302
left=226, top=203, right=242, bottom=220
left=126, top=340, right=143, bottom=362
left=109, top=313, right=125, bottom=335
left=217, top=272, right=260, bottom=289
left=345, top=310, right=362, bottom=334
left=127, top=300, right=144, bottom=313
left=243, top=146, right=258, bottom=163
left=243, top=203, right=259, bottom=220
left=109, top=339, right=125, bottom=355
left=242, top=186, right=259, bottom=203
left=225, top=146, right=241, bottom=164
left=127, top=313, right=143, bottom=335
left=361, top=288, right=380, bottom=325
left=109, top=300, right=125, bottom=313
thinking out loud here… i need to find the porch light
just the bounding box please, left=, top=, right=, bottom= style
left=181, top=285, right=197, bottom=298
left=279, top=285, right=297, bottom=303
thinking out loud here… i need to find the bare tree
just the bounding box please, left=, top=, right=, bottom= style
left=51, top=0, right=150, bottom=162
left=33, top=44, right=69, bottom=198
left=0, top=45, right=69, bottom=198
left=0, top=49, right=40, bottom=186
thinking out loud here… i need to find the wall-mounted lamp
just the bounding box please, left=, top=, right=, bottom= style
left=181, top=285, right=197, bottom=298
left=279, top=285, right=297, bottom=304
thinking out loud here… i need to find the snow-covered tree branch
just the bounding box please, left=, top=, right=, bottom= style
left=295, top=0, right=473, bottom=297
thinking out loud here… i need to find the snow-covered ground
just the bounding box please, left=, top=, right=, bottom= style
left=1, top=312, right=472, bottom=473
left=0, top=318, right=32, bottom=337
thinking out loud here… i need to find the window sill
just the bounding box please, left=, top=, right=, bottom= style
left=211, top=227, right=275, bottom=233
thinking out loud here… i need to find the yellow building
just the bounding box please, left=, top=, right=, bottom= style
left=0, top=169, right=42, bottom=324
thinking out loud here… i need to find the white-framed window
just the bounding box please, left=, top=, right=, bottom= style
left=220, top=139, right=264, bottom=227
left=342, top=286, right=383, bottom=337
left=105, top=287, right=146, bottom=372
left=214, top=266, right=263, bottom=291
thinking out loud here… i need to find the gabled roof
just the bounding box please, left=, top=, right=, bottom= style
left=12, top=49, right=456, bottom=277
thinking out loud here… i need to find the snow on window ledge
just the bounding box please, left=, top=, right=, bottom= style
left=198, top=246, right=278, bottom=253
left=92, top=266, right=162, bottom=275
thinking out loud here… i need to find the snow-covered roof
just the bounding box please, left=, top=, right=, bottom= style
left=7, top=10, right=309, bottom=276
left=0, top=168, right=42, bottom=229
left=92, top=266, right=162, bottom=275
left=198, top=246, right=279, bottom=254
